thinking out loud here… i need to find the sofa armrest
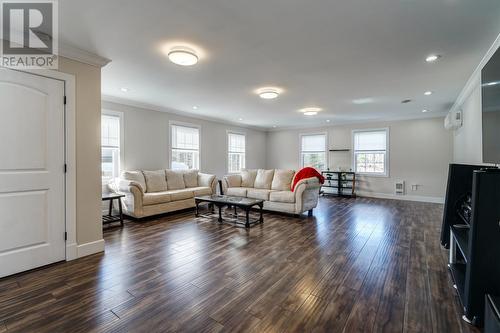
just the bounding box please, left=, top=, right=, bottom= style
left=294, top=177, right=321, bottom=213
left=113, top=178, right=144, bottom=217
left=222, top=174, right=242, bottom=194
left=198, top=173, right=217, bottom=194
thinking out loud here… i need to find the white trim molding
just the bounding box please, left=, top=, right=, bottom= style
left=77, top=239, right=105, bottom=258
left=357, top=191, right=444, bottom=204
left=59, top=43, right=111, bottom=68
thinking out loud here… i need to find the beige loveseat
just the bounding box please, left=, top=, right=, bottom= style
left=222, top=169, right=321, bottom=216
left=114, top=169, right=217, bottom=218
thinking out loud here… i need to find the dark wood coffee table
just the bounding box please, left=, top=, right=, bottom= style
left=194, top=195, right=264, bottom=228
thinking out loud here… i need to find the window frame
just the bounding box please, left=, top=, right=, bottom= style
left=352, top=128, right=390, bottom=177
left=101, top=110, right=124, bottom=185
left=226, top=130, right=246, bottom=174
left=169, top=121, right=201, bottom=170
left=299, top=132, right=328, bottom=171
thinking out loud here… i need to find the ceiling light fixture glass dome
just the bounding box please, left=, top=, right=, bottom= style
left=168, top=47, right=199, bottom=66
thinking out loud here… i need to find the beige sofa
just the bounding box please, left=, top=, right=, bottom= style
left=222, top=169, right=321, bottom=216
left=113, top=169, right=217, bottom=218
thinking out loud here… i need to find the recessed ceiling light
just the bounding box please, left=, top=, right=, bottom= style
left=238, top=118, right=243, bottom=121
left=120, top=87, right=129, bottom=92
left=167, top=47, right=199, bottom=66
left=256, top=87, right=282, bottom=99
left=425, top=54, right=441, bottom=63
left=192, top=106, right=199, bottom=110
left=326, top=119, right=331, bottom=123
left=299, top=107, right=323, bottom=113
left=422, top=109, right=429, bottom=113
left=424, top=91, right=433, bottom=96
left=272, top=125, right=277, bottom=128
left=352, top=98, right=374, bottom=105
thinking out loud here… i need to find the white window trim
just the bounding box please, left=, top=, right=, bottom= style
left=168, top=120, right=202, bottom=170
left=299, top=132, right=328, bottom=170
left=226, top=130, right=247, bottom=174
left=351, top=128, right=390, bottom=178
left=101, top=110, right=125, bottom=184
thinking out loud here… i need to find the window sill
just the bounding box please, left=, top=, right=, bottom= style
left=356, top=172, right=389, bottom=178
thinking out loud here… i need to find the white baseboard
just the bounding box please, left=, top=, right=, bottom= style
left=76, top=239, right=105, bottom=258
left=357, top=191, right=445, bottom=204
left=66, top=243, right=78, bottom=261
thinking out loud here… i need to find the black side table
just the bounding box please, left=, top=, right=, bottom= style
left=102, top=190, right=125, bottom=226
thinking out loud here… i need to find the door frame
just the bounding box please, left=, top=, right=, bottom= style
left=10, top=68, right=78, bottom=261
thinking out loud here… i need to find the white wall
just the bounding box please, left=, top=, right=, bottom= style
left=102, top=101, right=267, bottom=178
left=267, top=117, right=453, bottom=201
left=453, top=75, right=484, bottom=164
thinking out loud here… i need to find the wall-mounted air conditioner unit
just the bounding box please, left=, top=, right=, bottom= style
left=444, top=109, right=463, bottom=130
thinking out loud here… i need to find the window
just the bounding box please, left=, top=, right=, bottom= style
left=227, top=132, right=246, bottom=173
left=170, top=124, right=200, bottom=170
left=300, top=134, right=327, bottom=171
left=353, top=129, right=388, bottom=176
left=101, top=114, right=121, bottom=184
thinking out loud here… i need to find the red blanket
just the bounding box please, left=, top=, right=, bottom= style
left=291, top=167, right=325, bottom=192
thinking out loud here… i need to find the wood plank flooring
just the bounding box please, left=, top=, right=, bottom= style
left=0, top=197, right=480, bottom=332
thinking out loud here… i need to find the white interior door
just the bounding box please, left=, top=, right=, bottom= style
left=0, top=69, right=66, bottom=278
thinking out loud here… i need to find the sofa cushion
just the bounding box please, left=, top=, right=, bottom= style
left=142, top=170, right=168, bottom=193
left=198, top=173, right=216, bottom=188
left=183, top=170, right=199, bottom=188
left=166, top=189, right=194, bottom=201
left=191, top=186, right=212, bottom=196
left=227, top=187, right=248, bottom=197
left=121, top=170, right=146, bottom=192
left=225, top=174, right=242, bottom=188
left=254, top=169, right=275, bottom=189
left=165, top=170, right=186, bottom=190
left=269, top=190, right=295, bottom=203
left=247, top=188, right=273, bottom=201
left=271, top=169, right=295, bottom=191
left=143, top=192, right=171, bottom=206
left=241, top=169, right=257, bottom=188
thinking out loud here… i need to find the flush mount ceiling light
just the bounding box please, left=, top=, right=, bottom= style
left=424, top=91, right=433, bottom=96
left=422, top=109, right=429, bottom=113
left=425, top=54, right=441, bottom=63
left=304, top=111, right=318, bottom=116
left=167, top=47, right=199, bottom=66
left=256, top=87, right=282, bottom=99
left=120, top=87, right=129, bottom=92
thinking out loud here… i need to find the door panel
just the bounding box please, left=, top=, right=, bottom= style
left=0, top=69, right=65, bottom=278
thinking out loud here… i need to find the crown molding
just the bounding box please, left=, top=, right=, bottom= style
left=59, top=43, right=111, bottom=68
left=101, top=96, right=267, bottom=132
left=450, top=31, right=500, bottom=113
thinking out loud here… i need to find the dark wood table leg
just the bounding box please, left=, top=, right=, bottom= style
left=259, top=203, right=264, bottom=223
left=234, top=205, right=237, bottom=217
left=108, top=199, right=113, bottom=217
left=245, top=208, right=250, bottom=228
left=218, top=204, right=223, bottom=223
left=195, top=200, right=200, bottom=217
left=118, top=198, right=124, bottom=226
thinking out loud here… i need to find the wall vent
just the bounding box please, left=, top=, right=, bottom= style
left=395, top=181, right=405, bottom=195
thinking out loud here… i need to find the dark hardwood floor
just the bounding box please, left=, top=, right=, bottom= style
left=0, top=197, right=480, bottom=333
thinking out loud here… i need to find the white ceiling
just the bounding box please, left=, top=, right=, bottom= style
left=60, top=0, right=500, bottom=130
